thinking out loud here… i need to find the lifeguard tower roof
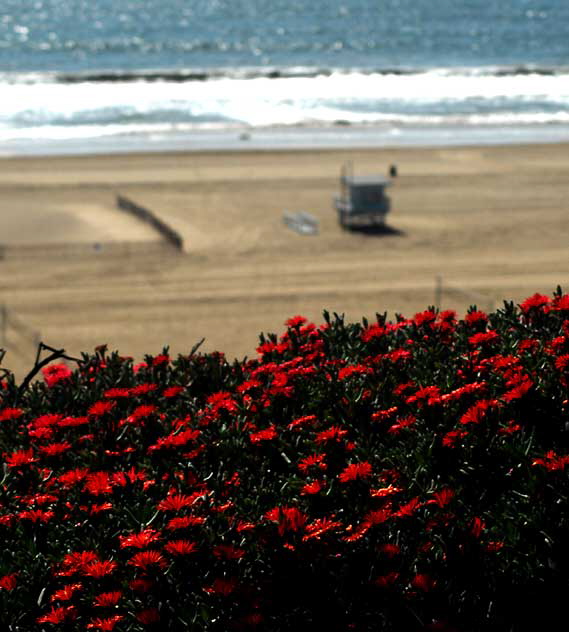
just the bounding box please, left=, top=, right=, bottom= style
left=343, top=175, right=391, bottom=187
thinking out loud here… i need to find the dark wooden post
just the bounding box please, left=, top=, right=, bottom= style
left=0, top=304, right=6, bottom=347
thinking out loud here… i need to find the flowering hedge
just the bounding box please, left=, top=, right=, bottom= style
left=2, top=290, right=569, bottom=631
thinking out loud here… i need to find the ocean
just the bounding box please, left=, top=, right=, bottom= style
left=1, top=0, right=569, bottom=155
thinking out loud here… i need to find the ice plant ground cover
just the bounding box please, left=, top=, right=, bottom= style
left=2, top=290, right=569, bottom=631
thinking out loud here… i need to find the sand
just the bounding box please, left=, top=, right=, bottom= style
left=1, top=142, right=569, bottom=377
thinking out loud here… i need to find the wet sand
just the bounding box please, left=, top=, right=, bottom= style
left=1, top=143, right=569, bottom=376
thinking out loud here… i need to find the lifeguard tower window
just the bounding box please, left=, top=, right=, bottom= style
left=358, top=188, right=384, bottom=204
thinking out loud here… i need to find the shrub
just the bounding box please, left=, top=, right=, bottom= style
left=1, top=291, right=569, bottom=630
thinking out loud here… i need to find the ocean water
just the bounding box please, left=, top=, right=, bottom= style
left=1, top=0, right=569, bottom=154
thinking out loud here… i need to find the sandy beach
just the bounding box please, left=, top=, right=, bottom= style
left=1, top=142, right=569, bottom=376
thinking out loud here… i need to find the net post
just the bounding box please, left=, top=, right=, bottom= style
left=435, top=275, right=443, bottom=311
left=0, top=304, right=6, bottom=347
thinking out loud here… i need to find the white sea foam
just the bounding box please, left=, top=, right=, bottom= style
left=1, top=68, right=569, bottom=149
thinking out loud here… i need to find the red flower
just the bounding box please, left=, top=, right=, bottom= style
left=42, top=363, right=72, bottom=387
left=371, top=407, right=398, bottom=422
left=157, top=493, right=205, bottom=512
left=395, top=497, right=422, bottom=518
left=315, top=426, right=348, bottom=443
left=520, top=292, right=550, bottom=313
left=301, top=480, right=326, bottom=495
left=236, top=520, right=256, bottom=532
left=414, top=310, right=437, bottom=326
left=119, top=529, right=161, bottom=549
left=519, top=338, right=539, bottom=353
left=249, top=426, right=277, bottom=443
left=384, top=349, right=412, bottom=364
left=58, top=468, right=90, bottom=488
left=130, top=382, right=157, bottom=395
left=37, top=605, right=77, bottom=624
left=361, top=324, right=385, bottom=342
left=206, top=391, right=237, bottom=413
left=388, top=414, right=417, bottom=435
left=18, top=509, right=54, bottom=523
left=164, top=539, right=198, bottom=556
left=59, top=551, right=100, bottom=575
left=470, top=516, right=485, bottom=538
left=57, top=415, right=89, bottom=428
left=555, top=354, right=569, bottom=371
left=89, top=502, right=114, bottom=515
left=136, top=608, right=161, bottom=624
left=124, top=404, right=157, bottom=424
left=83, top=560, right=118, bottom=579
left=298, top=453, right=327, bottom=473
left=464, top=310, right=488, bottom=325
left=439, top=309, right=457, bottom=323
left=265, top=506, right=307, bottom=535
left=149, top=428, right=201, bottom=452
left=86, top=615, right=124, bottom=630
left=551, top=294, right=569, bottom=311
left=338, top=364, right=372, bottom=380
left=440, top=382, right=486, bottom=404
left=393, top=381, right=415, bottom=396
left=380, top=543, right=400, bottom=557
left=338, top=461, right=373, bottom=483
left=237, top=379, right=262, bottom=394
left=343, top=522, right=371, bottom=542
left=213, top=544, right=245, bottom=560
left=4, top=448, right=36, bottom=468
left=203, top=577, right=237, bottom=596
left=38, top=441, right=72, bottom=458
left=88, top=401, right=115, bottom=416
left=0, top=573, right=18, bottom=591
left=257, top=340, right=288, bottom=355
left=370, top=484, right=402, bottom=498
left=28, top=413, right=63, bottom=432
left=104, top=387, right=132, bottom=399
left=363, top=507, right=393, bottom=527
left=302, top=517, right=343, bottom=541
left=411, top=573, right=436, bottom=592
left=486, top=541, right=505, bottom=552
left=498, top=419, right=522, bottom=435
left=374, top=571, right=399, bottom=587
left=469, top=331, right=500, bottom=347
left=428, top=488, right=455, bottom=508
left=285, top=315, right=307, bottom=328
left=152, top=353, right=170, bottom=366
left=532, top=450, right=569, bottom=471
left=406, top=385, right=441, bottom=407
left=460, top=399, right=495, bottom=425
left=84, top=471, right=114, bottom=496
left=165, top=515, right=206, bottom=530
left=0, top=407, right=24, bottom=422
left=93, top=591, right=122, bottom=607
left=50, top=583, right=83, bottom=602
left=0, top=515, right=13, bottom=527
left=287, top=414, right=317, bottom=431
left=442, top=428, right=468, bottom=447
left=163, top=386, right=184, bottom=397
left=129, top=578, right=154, bottom=593
left=128, top=550, right=168, bottom=571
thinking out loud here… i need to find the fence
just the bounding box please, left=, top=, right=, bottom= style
left=116, top=195, right=184, bottom=251
left=434, top=275, right=495, bottom=313
left=0, top=305, right=41, bottom=359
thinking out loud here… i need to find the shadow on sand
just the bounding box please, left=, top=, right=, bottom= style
left=346, top=224, right=405, bottom=237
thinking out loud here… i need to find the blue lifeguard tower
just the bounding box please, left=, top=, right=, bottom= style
left=333, top=163, right=392, bottom=229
